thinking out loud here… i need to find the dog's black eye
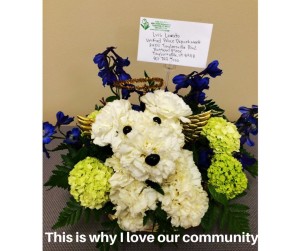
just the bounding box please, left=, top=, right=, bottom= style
left=123, top=126, right=132, bottom=135
left=153, top=117, right=161, bottom=124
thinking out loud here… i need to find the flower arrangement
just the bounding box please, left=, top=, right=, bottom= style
left=43, top=47, right=258, bottom=250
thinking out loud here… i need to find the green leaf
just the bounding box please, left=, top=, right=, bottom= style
left=97, top=219, right=123, bottom=251
left=56, top=165, right=72, bottom=174
left=144, top=71, right=155, bottom=86
left=220, top=202, right=251, bottom=234
left=220, top=206, right=229, bottom=230
left=231, top=191, right=247, bottom=200
left=44, top=164, right=71, bottom=189
left=95, top=104, right=103, bottom=110
left=61, top=146, right=89, bottom=168
left=204, top=99, right=225, bottom=116
left=228, top=203, right=250, bottom=212
left=145, top=180, right=164, bottom=195
left=208, top=184, right=228, bottom=205
left=143, top=212, right=151, bottom=226
left=51, top=143, right=68, bottom=151
left=84, top=208, right=91, bottom=223
left=93, top=209, right=102, bottom=221
left=52, top=198, right=83, bottom=229
left=201, top=201, right=222, bottom=232
left=154, top=205, right=168, bottom=222
left=45, top=145, right=91, bottom=190
left=106, top=96, right=118, bottom=103
left=144, top=70, right=150, bottom=78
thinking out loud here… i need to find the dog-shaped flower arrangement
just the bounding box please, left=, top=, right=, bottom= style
left=91, top=90, right=209, bottom=232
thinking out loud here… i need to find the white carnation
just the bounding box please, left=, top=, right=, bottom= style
left=160, top=150, right=209, bottom=229
left=110, top=178, right=158, bottom=215
left=143, top=109, right=186, bottom=139
left=109, top=173, right=158, bottom=232
left=91, top=99, right=132, bottom=148
left=116, top=211, right=147, bottom=232
left=91, top=100, right=150, bottom=152
left=140, top=90, right=192, bottom=122
left=105, top=156, right=134, bottom=187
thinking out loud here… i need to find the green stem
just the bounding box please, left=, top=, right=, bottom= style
left=57, top=127, right=66, bottom=137
left=110, top=86, right=120, bottom=99
left=52, top=136, right=65, bottom=140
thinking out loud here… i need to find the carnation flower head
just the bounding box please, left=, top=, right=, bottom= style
left=116, top=211, right=148, bottom=232
left=91, top=99, right=131, bottom=148
left=105, top=155, right=158, bottom=232
left=105, top=156, right=134, bottom=187
left=208, top=154, right=248, bottom=199
left=201, top=117, right=241, bottom=154
left=143, top=109, right=185, bottom=140
left=140, top=90, right=192, bottom=123
left=160, top=150, right=209, bottom=228
left=110, top=178, right=158, bottom=217
left=68, top=157, right=113, bottom=209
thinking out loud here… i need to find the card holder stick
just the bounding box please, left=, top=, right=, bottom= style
left=163, top=64, right=176, bottom=90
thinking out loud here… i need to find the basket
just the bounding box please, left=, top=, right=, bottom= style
left=77, top=115, right=94, bottom=135
left=182, top=110, right=211, bottom=142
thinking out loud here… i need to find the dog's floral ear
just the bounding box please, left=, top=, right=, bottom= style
left=140, top=90, right=192, bottom=122
left=91, top=99, right=132, bottom=147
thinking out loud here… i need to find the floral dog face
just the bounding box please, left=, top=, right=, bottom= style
left=115, top=119, right=184, bottom=183
left=91, top=90, right=192, bottom=183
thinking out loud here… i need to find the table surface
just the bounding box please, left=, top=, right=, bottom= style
left=43, top=129, right=258, bottom=251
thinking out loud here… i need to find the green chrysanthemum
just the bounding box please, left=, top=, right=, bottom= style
left=201, top=117, right=240, bottom=154
left=68, top=156, right=113, bottom=209
left=208, top=154, right=248, bottom=199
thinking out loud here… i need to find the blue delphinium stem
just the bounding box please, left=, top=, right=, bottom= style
left=172, top=61, right=223, bottom=107
left=110, top=85, right=120, bottom=99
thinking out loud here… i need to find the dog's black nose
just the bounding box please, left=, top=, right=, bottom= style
left=145, top=154, right=160, bottom=166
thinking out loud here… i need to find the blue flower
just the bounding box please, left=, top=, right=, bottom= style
left=43, top=122, right=56, bottom=144
left=173, top=74, right=187, bottom=85
left=240, top=134, right=255, bottom=147
left=194, top=91, right=206, bottom=104
left=197, top=149, right=213, bottom=170
left=122, top=88, right=131, bottom=99
left=118, top=72, right=131, bottom=81
left=98, top=69, right=117, bottom=86
left=172, top=74, right=190, bottom=92
left=55, top=111, right=74, bottom=127
left=236, top=105, right=258, bottom=147
left=64, top=128, right=81, bottom=145
left=116, top=66, right=131, bottom=81
left=116, top=56, right=130, bottom=67
left=199, top=92, right=206, bottom=104
left=239, top=105, right=258, bottom=124
left=94, top=47, right=131, bottom=87
left=132, top=104, right=143, bottom=111
left=191, top=76, right=210, bottom=90
left=235, top=152, right=256, bottom=170
left=93, top=53, right=108, bottom=69
left=200, top=60, right=223, bottom=78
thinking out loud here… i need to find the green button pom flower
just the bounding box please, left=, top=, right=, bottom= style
left=201, top=117, right=240, bottom=154
left=68, top=157, right=113, bottom=209
left=207, top=154, right=248, bottom=199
